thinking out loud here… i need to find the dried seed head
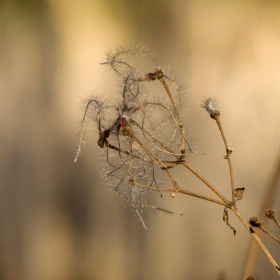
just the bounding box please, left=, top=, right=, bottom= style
left=76, top=45, right=193, bottom=224
left=154, top=68, right=164, bottom=79
left=249, top=217, right=262, bottom=227
left=200, top=97, right=220, bottom=119
left=144, top=72, right=157, bottom=81
left=265, top=209, right=276, bottom=219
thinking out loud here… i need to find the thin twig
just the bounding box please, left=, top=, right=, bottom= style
left=212, top=114, right=235, bottom=202
left=178, top=188, right=227, bottom=206
left=259, top=226, right=280, bottom=243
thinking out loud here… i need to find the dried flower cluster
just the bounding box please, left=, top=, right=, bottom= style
left=75, top=46, right=280, bottom=277
left=75, top=46, right=197, bottom=224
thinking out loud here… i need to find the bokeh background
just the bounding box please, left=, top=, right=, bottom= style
left=1, top=0, right=280, bottom=279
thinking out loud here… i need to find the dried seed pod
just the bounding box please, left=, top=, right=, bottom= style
left=265, top=209, right=276, bottom=219
left=249, top=217, right=262, bottom=227
left=234, top=187, right=245, bottom=200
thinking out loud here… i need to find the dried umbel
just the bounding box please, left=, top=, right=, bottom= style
left=75, top=46, right=194, bottom=224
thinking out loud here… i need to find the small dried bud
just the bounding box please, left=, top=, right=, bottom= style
left=249, top=217, right=262, bottom=227
left=170, top=192, right=176, bottom=198
left=97, top=129, right=111, bottom=148
left=265, top=209, right=276, bottom=219
left=120, top=117, right=133, bottom=137
left=227, top=147, right=233, bottom=153
left=144, top=72, right=156, bottom=81
left=144, top=68, right=164, bottom=81
left=234, top=187, right=245, bottom=200
left=122, top=127, right=132, bottom=137
left=154, top=68, right=164, bottom=79
left=224, top=147, right=233, bottom=159
left=200, top=97, right=220, bottom=119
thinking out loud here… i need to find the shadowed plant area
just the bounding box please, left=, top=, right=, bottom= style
left=75, top=46, right=280, bottom=278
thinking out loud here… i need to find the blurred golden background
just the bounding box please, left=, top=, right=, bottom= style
left=1, top=0, right=280, bottom=279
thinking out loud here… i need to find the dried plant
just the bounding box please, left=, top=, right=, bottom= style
left=74, top=45, right=280, bottom=277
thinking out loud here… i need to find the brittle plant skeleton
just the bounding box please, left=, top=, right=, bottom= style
left=74, top=46, right=280, bottom=276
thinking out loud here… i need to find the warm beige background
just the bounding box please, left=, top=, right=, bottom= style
left=1, top=1, right=280, bottom=279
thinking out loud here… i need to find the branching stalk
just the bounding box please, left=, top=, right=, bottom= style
left=75, top=46, right=280, bottom=278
